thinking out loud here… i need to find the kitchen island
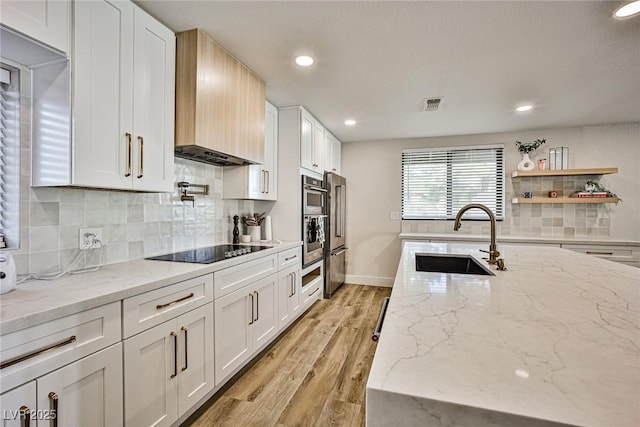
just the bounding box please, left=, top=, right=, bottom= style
left=366, top=242, right=639, bottom=426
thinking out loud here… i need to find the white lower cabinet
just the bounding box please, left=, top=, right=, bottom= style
left=0, top=344, right=123, bottom=427
left=124, top=303, right=214, bottom=427
left=278, top=264, right=301, bottom=329
left=0, top=381, right=36, bottom=427
left=37, top=343, right=123, bottom=427
left=214, top=273, right=278, bottom=385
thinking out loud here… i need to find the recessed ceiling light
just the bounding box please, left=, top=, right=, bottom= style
left=295, top=55, right=314, bottom=66
left=516, top=105, right=533, bottom=112
left=344, top=119, right=356, bottom=126
left=614, top=0, right=640, bottom=18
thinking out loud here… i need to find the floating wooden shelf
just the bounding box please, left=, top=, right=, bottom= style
left=511, top=167, right=618, bottom=178
left=512, top=197, right=620, bottom=204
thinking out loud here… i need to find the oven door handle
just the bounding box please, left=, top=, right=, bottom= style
left=303, top=185, right=328, bottom=192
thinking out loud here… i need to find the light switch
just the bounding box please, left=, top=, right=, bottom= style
left=390, top=211, right=399, bottom=220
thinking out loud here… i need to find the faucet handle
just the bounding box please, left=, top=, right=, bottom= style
left=479, top=249, right=500, bottom=257
left=496, top=258, right=507, bottom=271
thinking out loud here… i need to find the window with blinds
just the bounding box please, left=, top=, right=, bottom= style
left=402, top=145, right=504, bottom=221
left=0, top=63, right=21, bottom=249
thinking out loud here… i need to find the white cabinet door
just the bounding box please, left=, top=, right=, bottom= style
left=263, top=100, right=278, bottom=200
left=176, top=304, right=214, bottom=417
left=214, top=288, right=252, bottom=385
left=37, top=343, right=123, bottom=427
left=251, top=274, right=279, bottom=352
left=131, top=7, right=175, bottom=192
left=0, top=381, right=36, bottom=427
left=124, top=321, right=178, bottom=427
left=72, top=1, right=174, bottom=192
left=73, top=0, right=134, bottom=190
left=313, top=120, right=325, bottom=174
left=0, top=0, right=69, bottom=53
left=331, top=133, right=341, bottom=175
left=278, top=265, right=301, bottom=329
left=300, top=109, right=315, bottom=171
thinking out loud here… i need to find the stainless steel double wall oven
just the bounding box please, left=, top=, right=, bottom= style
left=302, top=176, right=326, bottom=267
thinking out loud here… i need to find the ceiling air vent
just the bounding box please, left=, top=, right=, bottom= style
left=423, top=97, right=443, bottom=112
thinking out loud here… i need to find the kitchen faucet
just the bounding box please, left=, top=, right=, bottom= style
left=453, top=204, right=506, bottom=270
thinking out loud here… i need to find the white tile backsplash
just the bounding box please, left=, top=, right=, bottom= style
left=9, top=75, right=254, bottom=276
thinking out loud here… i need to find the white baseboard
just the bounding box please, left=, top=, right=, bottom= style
left=345, top=275, right=394, bottom=287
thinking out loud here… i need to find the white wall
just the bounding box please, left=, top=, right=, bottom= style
left=342, top=123, right=640, bottom=285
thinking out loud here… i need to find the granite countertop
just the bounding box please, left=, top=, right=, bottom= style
left=0, top=241, right=301, bottom=335
left=398, top=232, right=640, bottom=246
left=366, top=241, right=640, bottom=427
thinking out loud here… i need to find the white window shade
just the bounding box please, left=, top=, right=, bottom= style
left=0, top=63, right=21, bottom=249
left=402, top=145, right=504, bottom=221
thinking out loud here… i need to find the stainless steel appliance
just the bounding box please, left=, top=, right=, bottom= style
left=302, top=176, right=327, bottom=267
left=324, top=172, right=347, bottom=297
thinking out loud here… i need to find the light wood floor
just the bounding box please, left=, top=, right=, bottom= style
left=186, top=284, right=392, bottom=427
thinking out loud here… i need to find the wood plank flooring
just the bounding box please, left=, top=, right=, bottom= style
left=186, top=284, right=392, bottom=427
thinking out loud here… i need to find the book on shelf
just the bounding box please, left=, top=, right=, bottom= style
left=572, top=191, right=610, bottom=198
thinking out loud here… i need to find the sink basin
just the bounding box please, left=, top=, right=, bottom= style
left=415, top=253, right=495, bottom=276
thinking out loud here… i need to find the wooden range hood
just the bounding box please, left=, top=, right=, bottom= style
left=175, top=29, right=265, bottom=166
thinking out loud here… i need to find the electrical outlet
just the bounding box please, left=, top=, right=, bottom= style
left=390, top=211, right=400, bottom=220
left=79, top=228, right=103, bottom=249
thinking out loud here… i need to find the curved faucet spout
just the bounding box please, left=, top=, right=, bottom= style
left=453, top=204, right=499, bottom=264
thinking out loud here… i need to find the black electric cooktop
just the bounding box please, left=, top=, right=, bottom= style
left=146, top=244, right=272, bottom=264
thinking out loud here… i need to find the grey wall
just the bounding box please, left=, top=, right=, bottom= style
left=341, top=123, right=640, bottom=285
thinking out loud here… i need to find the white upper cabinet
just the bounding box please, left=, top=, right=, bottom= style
left=0, top=0, right=70, bottom=54
left=223, top=100, right=278, bottom=200
left=74, top=1, right=175, bottom=192
left=36, top=0, right=175, bottom=192
left=300, top=107, right=326, bottom=177
left=325, top=131, right=342, bottom=175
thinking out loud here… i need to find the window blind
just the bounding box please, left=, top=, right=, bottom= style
left=402, top=145, right=504, bottom=221
left=0, top=63, right=21, bottom=249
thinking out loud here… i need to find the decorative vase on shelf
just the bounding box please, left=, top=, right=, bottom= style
left=517, top=153, right=535, bottom=171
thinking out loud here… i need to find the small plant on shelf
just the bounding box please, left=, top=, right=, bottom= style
left=515, top=139, right=546, bottom=154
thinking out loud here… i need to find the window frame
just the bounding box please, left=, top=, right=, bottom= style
left=401, top=144, right=505, bottom=221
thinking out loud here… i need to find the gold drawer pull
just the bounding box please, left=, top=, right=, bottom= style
left=586, top=251, right=614, bottom=256
left=156, top=293, right=195, bottom=310
left=137, top=136, right=144, bottom=179
left=284, top=254, right=298, bottom=261
left=1, top=336, right=77, bottom=370
left=125, top=133, right=132, bottom=177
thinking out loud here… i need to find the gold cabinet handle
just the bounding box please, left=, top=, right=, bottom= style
left=254, top=291, right=259, bottom=322
left=285, top=254, right=297, bottom=261
left=170, top=332, right=178, bottom=379
left=249, top=293, right=254, bottom=325
left=125, top=133, right=132, bottom=177
left=1, top=336, right=77, bottom=370
left=181, top=326, right=188, bottom=372
left=261, top=170, right=266, bottom=193
left=20, top=406, right=31, bottom=427
left=156, top=293, right=194, bottom=310
left=586, top=251, right=614, bottom=256
left=137, top=136, right=144, bottom=178
left=48, top=392, right=58, bottom=427
left=266, top=170, right=270, bottom=193
left=292, top=272, right=296, bottom=296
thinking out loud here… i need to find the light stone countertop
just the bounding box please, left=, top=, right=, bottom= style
left=0, top=241, right=301, bottom=335
left=366, top=241, right=640, bottom=427
left=399, top=232, right=640, bottom=246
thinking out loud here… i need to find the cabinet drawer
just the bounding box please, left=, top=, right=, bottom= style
left=562, top=244, right=638, bottom=263
left=123, top=274, right=213, bottom=338
left=214, top=255, right=277, bottom=299
left=301, top=277, right=323, bottom=308
left=0, top=302, right=121, bottom=393
left=278, top=247, right=302, bottom=270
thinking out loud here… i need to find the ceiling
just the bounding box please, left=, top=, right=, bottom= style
left=136, top=1, right=640, bottom=143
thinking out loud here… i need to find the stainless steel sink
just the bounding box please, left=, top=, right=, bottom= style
left=415, top=253, right=495, bottom=276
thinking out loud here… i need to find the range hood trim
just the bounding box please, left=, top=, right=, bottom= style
left=175, top=145, right=258, bottom=167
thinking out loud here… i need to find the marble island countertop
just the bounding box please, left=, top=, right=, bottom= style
left=0, top=241, right=301, bottom=335
left=366, top=241, right=640, bottom=427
